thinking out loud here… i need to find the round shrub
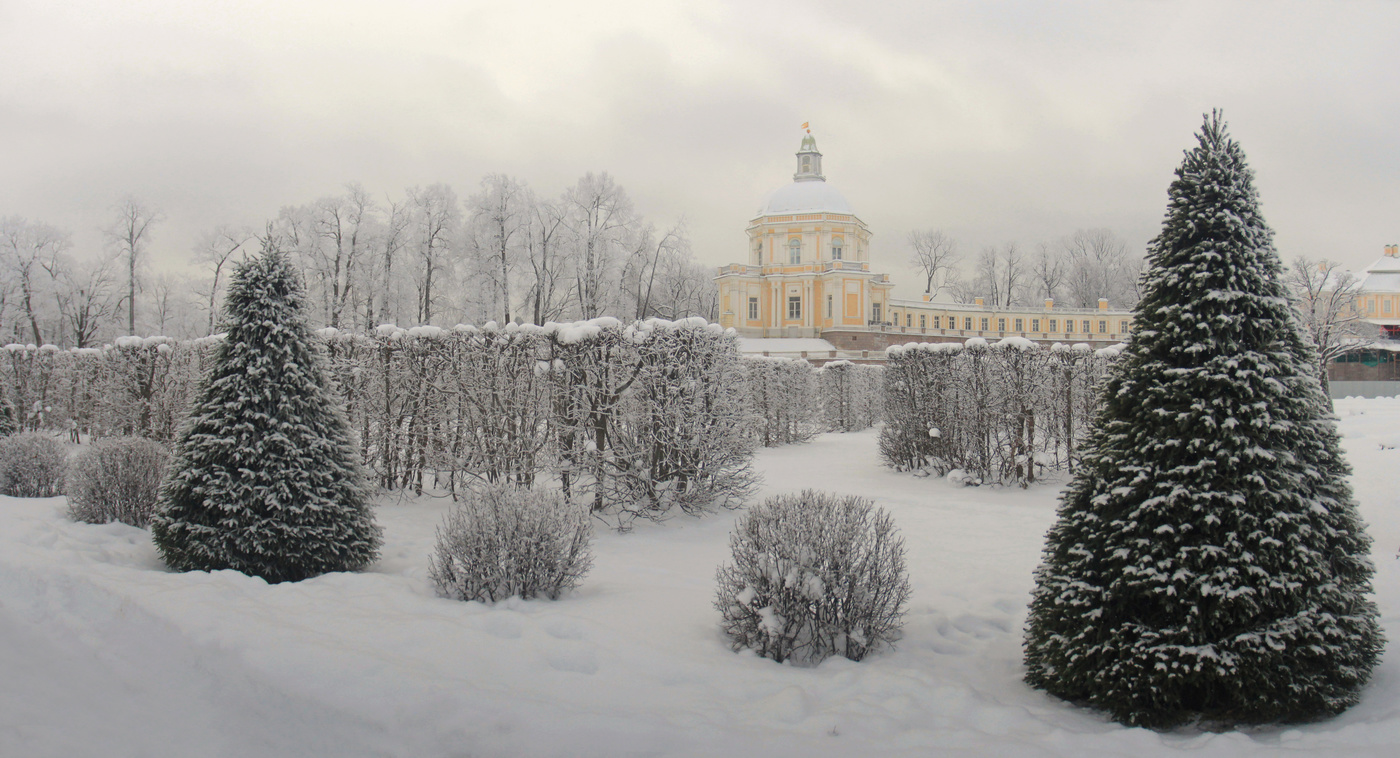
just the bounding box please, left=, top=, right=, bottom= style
left=715, top=490, right=911, bottom=665
left=0, top=432, right=67, bottom=498
left=429, top=486, right=594, bottom=602
left=66, top=437, right=170, bottom=527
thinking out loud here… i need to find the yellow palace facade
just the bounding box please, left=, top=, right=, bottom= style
left=716, top=134, right=1134, bottom=353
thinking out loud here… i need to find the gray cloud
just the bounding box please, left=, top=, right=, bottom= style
left=2, top=0, right=1396, bottom=299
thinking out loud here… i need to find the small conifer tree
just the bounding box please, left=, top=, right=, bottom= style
left=1024, top=112, right=1382, bottom=727
left=152, top=242, right=381, bottom=583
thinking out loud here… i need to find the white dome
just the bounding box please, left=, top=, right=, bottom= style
left=756, top=180, right=855, bottom=217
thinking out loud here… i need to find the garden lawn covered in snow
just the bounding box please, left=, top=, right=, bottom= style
left=2, top=400, right=1399, bottom=757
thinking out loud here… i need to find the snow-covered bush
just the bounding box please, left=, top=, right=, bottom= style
left=0, top=432, right=67, bottom=497
left=715, top=490, right=910, bottom=665
left=429, top=485, right=594, bottom=602
left=65, top=437, right=170, bottom=527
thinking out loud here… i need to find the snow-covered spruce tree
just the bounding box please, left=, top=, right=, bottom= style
left=1024, top=112, right=1382, bottom=727
left=151, top=243, right=381, bottom=583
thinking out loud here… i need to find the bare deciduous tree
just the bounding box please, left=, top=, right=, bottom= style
left=1, top=217, right=70, bottom=344
left=522, top=198, right=572, bottom=324
left=1032, top=241, right=1066, bottom=302
left=564, top=173, right=635, bottom=319
left=1061, top=228, right=1139, bottom=309
left=469, top=175, right=530, bottom=324
left=907, top=229, right=960, bottom=295
left=46, top=250, right=119, bottom=348
left=408, top=184, right=460, bottom=325
left=973, top=243, right=1027, bottom=307
left=106, top=197, right=162, bottom=335
left=193, top=225, right=255, bottom=335
left=1288, top=256, right=1372, bottom=397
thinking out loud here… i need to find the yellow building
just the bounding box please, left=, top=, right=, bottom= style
left=715, top=132, right=894, bottom=340
left=717, top=133, right=1135, bottom=353
left=1356, top=244, right=1400, bottom=339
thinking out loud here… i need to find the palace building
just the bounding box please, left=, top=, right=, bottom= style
left=715, top=133, right=1135, bottom=355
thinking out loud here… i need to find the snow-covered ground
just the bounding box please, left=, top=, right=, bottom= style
left=3, top=399, right=1399, bottom=757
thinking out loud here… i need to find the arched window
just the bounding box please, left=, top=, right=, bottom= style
left=831, top=237, right=844, bottom=260
left=753, top=240, right=762, bottom=265
left=788, top=238, right=801, bottom=264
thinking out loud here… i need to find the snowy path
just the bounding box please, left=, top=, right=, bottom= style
left=2, top=399, right=1400, bottom=756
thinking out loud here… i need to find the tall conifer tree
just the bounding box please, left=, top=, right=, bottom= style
left=1024, top=112, right=1382, bottom=727
left=152, top=242, right=381, bottom=583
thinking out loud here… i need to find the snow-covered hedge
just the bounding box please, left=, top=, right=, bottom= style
left=66, top=436, right=170, bottom=527
left=0, top=432, right=67, bottom=498
left=742, top=357, right=819, bottom=447
left=5, top=318, right=757, bottom=525
left=880, top=338, right=1123, bottom=486
left=429, top=485, right=594, bottom=602
left=715, top=490, right=911, bottom=665
left=323, top=317, right=755, bottom=525
left=817, top=361, right=883, bottom=433
left=0, top=338, right=211, bottom=443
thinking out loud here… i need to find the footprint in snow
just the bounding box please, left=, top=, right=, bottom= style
left=545, top=646, right=599, bottom=675
left=542, top=618, right=586, bottom=641
left=481, top=613, right=525, bottom=639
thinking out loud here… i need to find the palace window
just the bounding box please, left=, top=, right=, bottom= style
left=788, top=295, right=802, bottom=320
left=1386, top=300, right=1393, bottom=314
left=1014, top=318, right=1023, bottom=332
left=1098, top=320, right=1107, bottom=334
left=906, top=314, right=912, bottom=327
left=788, top=238, right=801, bottom=264
left=997, top=318, right=1006, bottom=332
left=872, top=303, right=883, bottom=323
left=1120, top=320, right=1129, bottom=333
left=832, top=237, right=844, bottom=260
left=1369, top=298, right=1377, bottom=313
left=747, top=297, right=758, bottom=321
left=1082, top=320, right=1091, bottom=333
left=981, top=317, right=989, bottom=331
left=1049, top=319, right=1057, bottom=332
left=825, top=295, right=833, bottom=319
left=754, top=241, right=763, bottom=264
left=920, top=314, right=927, bottom=328
left=1031, top=318, right=1040, bottom=332
left=964, top=317, right=973, bottom=330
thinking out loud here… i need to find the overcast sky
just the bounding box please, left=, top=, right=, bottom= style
left=2, top=0, right=1396, bottom=300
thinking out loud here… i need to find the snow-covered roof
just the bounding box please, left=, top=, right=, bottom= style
left=736, top=337, right=837, bottom=354
left=755, top=181, right=854, bottom=217
left=1360, top=272, right=1400, bottom=293
left=1364, top=254, right=1400, bottom=275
